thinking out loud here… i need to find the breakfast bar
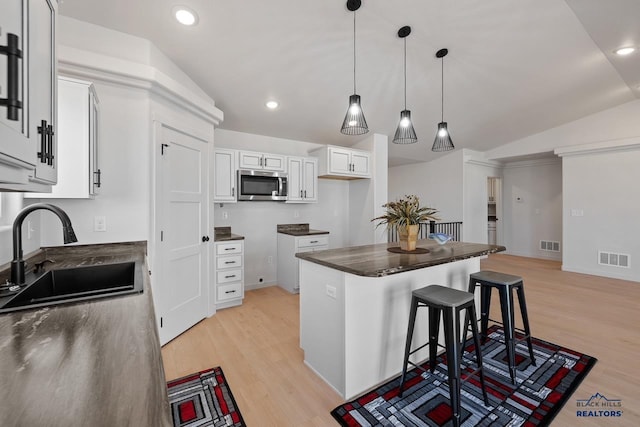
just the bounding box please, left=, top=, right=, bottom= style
left=296, top=240, right=505, bottom=399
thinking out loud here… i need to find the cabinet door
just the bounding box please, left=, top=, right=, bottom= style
left=262, top=153, right=285, bottom=171
left=238, top=150, right=263, bottom=169
left=328, top=147, right=351, bottom=174
left=302, top=158, right=318, bottom=202
left=351, top=150, right=370, bottom=177
left=213, top=149, right=237, bottom=202
left=0, top=0, right=31, bottom=166
left=29, top=0, right=57, bottom=184
left=287, top=157, right=303, bottom=201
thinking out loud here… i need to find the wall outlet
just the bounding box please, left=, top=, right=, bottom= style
left=94, top=216, right=107, bottom=232
left=570, top=209, right=584, bottom=217
left=222, top=211, right=229, bottom=219
left=294, top=210, right=300, bottom=218
left=267, top=256, right=273, bottom=265
left=326, top=285, right=337, bottom=299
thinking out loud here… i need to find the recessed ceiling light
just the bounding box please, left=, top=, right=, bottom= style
left=265, top=101, right=279, bottom=110
left=614, top=46, right=636, bottom=56
left=173, top=6, right=198, bottom=26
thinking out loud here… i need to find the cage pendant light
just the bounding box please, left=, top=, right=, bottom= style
left=393, top=26, right=417, bottom=144
left=432, top=48, right=455, bottom=151
left=341, top=0, right=369, bottom=135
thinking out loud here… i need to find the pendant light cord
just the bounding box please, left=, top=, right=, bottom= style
left=403, top=38, right=407, bottom=110
left=441, top=55, right=444, bottom=122
left=353, top=11, right=357, bottom=94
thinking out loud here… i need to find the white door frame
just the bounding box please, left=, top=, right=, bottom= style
left=151, top=115, right=215, bottom=345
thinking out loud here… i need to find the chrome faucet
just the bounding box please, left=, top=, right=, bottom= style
left=11, top=203, right=78, bottom=285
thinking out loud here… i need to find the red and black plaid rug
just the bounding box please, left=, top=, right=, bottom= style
left=332, top=326, right=597, bottom=426
left=167, top=367, right=245, bottom=427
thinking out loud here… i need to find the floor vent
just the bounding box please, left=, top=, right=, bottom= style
left=598, top=251, right=630, bottom=268
left=540, top=240, right=561, bottom=252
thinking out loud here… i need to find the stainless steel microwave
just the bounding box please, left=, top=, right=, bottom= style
left=237, top=169, right=288, bottom=201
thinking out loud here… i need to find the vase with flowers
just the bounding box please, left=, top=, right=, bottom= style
left=372, top=195, right=439, bottom=251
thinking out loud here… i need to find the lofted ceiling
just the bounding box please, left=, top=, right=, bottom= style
left=58, top=0, right=640, bottom=166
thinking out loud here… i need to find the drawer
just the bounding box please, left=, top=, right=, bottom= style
left=216, top=255, right=242, bottom=269
left=217, top=269, right=242, bottom=284
left=216, top=242, right=243, bottom=255
left=297, top=235, right=329, bottom=248
left=217, top=282, right=242, bottom=302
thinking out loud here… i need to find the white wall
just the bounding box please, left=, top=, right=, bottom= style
left=560, top=144, right=639, bottom=281
left=388, top=150, right=464, bottom=222
left=501, top=159, right=563, bottom=260
left=462, top=151, right=503, bottom=244
left=40, top=83, right=151, bottom=246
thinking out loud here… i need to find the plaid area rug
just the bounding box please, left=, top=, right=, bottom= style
left=167, top=367, right=245, bottom=427
left=332, top=326, right=597, bottom=426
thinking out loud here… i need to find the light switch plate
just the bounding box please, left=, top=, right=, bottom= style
left=94, top=216, right=107, bottom=232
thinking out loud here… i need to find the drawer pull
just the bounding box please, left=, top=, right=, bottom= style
left=310, top=240, right=318, bottom=243
left=225, top=290, right=236, bottom=294
left=224, top=247, right=236, bottom=251
left=224, top=275, right=236, bottom=279
left=224, top=261, right=236, bottom=264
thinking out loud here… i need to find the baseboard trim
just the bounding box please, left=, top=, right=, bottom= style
left=245, top=281, right=277, bottom=291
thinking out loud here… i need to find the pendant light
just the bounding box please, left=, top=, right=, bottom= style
left=392, top=26, right=417, bottom=144
left=341, top=0, right=369, bottom=135
left=432, top=48, right=455, bottom=151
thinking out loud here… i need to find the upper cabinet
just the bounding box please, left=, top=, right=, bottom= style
left=26, top=76, right=100, bottom=199
left=213, top=148, right=237, bottom=203
left=286, top=156, right=317, bottom=203
left=239, top=150, right=285, bottom=172
left=0, top=0, right=58, bottom=191
left=310, top=145, right=371, bottom=179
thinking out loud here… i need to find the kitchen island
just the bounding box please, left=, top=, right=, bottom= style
left=296, top=240, right=505, bottom=399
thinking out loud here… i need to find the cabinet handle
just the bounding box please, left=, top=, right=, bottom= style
left=300, top=190, right=303, bottom=198
left=0, top=33, right=23, bottom=121
left=224, top=261, right=236, bottom=264
left=94, top=169, right=102, bottom=188
left=37, top=120, right=48, bottom=163
left=264, top=158, right=268, bottom=167
left=224, top=275, right=236, bottom=279
left=224, top=247, right=236, bottom=251
left=259, top=157, right=263, bottom=167
left=310, top=240, right=318, bottom=244
left=232, top=187, right=235, bottom=197
left=304, top=190, right=307, bottom=198
left=46, top=124, right=54, bottom=165
left=225, top=290, right=237, bottom=294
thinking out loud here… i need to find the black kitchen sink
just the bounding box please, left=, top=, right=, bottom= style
left=0, top=262, right=143, bottom=313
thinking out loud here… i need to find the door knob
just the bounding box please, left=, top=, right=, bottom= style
left=202, top=236, right=210, bottom=242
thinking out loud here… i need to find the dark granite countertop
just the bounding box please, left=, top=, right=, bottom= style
left=0, top=241, right=171, bottom=427
left=214, top=226, right=244, bottom=242
left=277, top=223, right=330, bottom=236
left=296, top=240, right=506, bottom=277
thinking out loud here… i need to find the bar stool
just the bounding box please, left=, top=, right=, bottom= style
left=467, top=271, right=536, bottom=384
left=399, top=285, right=488, bottom=427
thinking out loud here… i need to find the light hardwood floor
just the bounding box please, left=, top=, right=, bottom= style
left=161, top=254, right=640, bottom=426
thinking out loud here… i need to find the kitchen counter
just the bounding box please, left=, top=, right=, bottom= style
left=296, top=240, right=505, bottom=277
left=214, top=226, right=245, bottom=242
left=0, top=242, right=171, bottom=427
left=277, top=223, right=329, bottom=236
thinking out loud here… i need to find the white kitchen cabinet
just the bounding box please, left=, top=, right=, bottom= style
left=214, top=240, right=244, bottom=309
left=310, top=145, right=371, bottom=179
left=239, top=150, right=285, bottom=172
left=0, top=0, right=58, bottom=190
left=27, top=76, right=99, bottom=199
left=277, top=233, right=329, bottom=293
left=286, top=156, right=317, bottom=203
left=213, top=148, right=237, bottom=203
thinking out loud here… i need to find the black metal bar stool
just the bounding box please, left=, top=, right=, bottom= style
left=466, top=271, right=536, bottom=384
left=399, top=285, right=488, bottom=427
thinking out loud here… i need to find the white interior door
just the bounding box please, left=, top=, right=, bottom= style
left=158, top=125, right=209, bottom=344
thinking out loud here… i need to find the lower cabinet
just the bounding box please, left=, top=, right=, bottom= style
left=214, top=240, right=244, bottom=309
left=277, top=233, right=329, bottom=293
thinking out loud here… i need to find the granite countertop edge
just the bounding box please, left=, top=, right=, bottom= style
left=214, top=233, right=245, bottom=242
left=296, top=241, right=506, bottom=277
left=277, top=229, right=330, bottom=236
